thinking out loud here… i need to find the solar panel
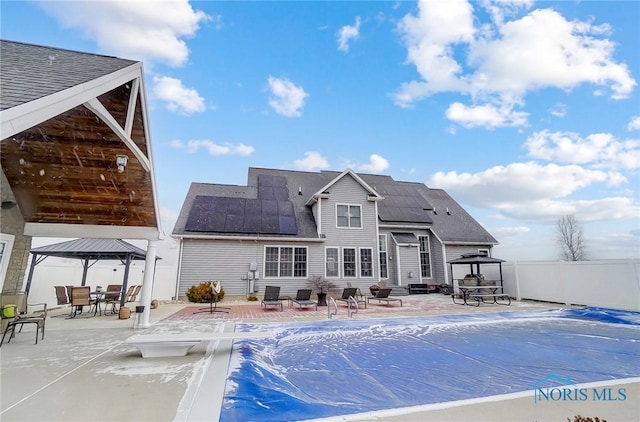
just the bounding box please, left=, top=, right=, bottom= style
left=279, top=215, right=298, bottom=234
left=227, top=197, right=246, bottom=215
left=274, top=186, right=289, bottom=200
left=225, top=214, right=245, bottom=232
left=258, top=185, right=275, bottom=199
left=278, top=200, right=294, bottom=216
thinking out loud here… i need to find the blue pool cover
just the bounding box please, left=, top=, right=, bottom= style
left=220, top=307, right=640, bottom=421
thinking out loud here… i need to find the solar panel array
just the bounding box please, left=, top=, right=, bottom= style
left=184, top=175, right=298, bottom=235
left=374, top=182, right=433, bottom=223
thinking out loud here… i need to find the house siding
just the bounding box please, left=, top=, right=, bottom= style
left=178, top=238, right=330, bottom=298
left=317, top=175, right=379, bottom=291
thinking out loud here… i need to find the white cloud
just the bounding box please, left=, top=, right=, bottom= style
left=294, top=152, right=330, bottom=171
left=628, top=116, right=640, bottom=131
left=526, top=130, right=640, bottom=170
left=499, top=197, right=639, bottom=222
left=445, top=102, right=528, bottom=128
left=337, top=16, right=362, bottom=52
left=394, top=1, right=637, bottom=126
left=267, top=77, right=308, bottom=117
left=38, top=0, right=209, bottom=67
left=359, top=154, right=389, bottom=173
left=429, top=162, right=611, bottom=206
left=492, top=226, right=530, bottom=237
left=170, top=139, right=254, bottom=156
left=549, top=103, right=567, bottom=118
left=153, top=76, right=206, bottom=114
left=429, top=162, right=638, bottom=223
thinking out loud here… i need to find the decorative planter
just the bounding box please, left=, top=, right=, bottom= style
left=369, top=286, right=380, bottom=296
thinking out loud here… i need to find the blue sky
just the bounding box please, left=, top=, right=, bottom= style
left=2, top=0, right=639, bottom=261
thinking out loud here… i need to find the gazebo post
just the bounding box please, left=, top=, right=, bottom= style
left=24, top=253, right=38, bottom=294
left=80, top=258, right=89, bottom=286
left=120, top=254, right=132, bottom=307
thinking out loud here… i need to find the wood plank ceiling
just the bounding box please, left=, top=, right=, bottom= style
left=0, top=39, right=162, bottom=241
left=1, top=82, right=156, bottom=228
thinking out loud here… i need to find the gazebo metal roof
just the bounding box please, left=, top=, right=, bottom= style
left=26, top=238, right=160, bottom=306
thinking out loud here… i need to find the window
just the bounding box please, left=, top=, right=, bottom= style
left=379, top=234, right=388, bottom=279
left=343, top=248, right=356, bottom=277
left=265, top=246, right=307, bottom=277
left=418, top=236, right=432, bottom=278
left=360, top=248, right=373, bottom=277
left=478, top=249, right=490, bottom=257
left=325, top=247, right=339, bottom=278
left=337, top=204, right=361, bottom=228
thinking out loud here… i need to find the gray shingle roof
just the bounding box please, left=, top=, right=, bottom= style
left=172, top=167, right=498, bottom=245
left=1, top=40, right=137, bottom=111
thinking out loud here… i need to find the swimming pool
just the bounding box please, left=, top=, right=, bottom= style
left=220, top=308, right=640, bottom=421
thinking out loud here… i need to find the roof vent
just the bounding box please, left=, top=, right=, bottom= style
left=298, top=187, right=303, bottom=195
left=446, top=208, right=451, bottom=215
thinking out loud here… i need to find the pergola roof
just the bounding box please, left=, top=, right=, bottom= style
left=1, top=40, right=162, bottom=240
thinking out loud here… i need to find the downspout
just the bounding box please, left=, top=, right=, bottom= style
left=174, top=238, right=184, bottom=300
left=395, top=244, right=402, bottom=286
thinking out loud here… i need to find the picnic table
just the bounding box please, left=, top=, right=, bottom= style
left=452, top=284, right=511, bottom=306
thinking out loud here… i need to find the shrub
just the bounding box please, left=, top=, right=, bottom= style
left=186, top=282, right=225, bottom=303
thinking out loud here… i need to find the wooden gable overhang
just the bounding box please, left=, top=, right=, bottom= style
left=1, top=61, right=162, bottom=240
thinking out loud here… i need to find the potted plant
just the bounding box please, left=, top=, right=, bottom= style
left=307, top=276, right=337, bottom=306
left=369, top=284, right=380, bottom=296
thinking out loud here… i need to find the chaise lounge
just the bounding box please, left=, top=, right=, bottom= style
left=366, top=288, right=402, bottom=307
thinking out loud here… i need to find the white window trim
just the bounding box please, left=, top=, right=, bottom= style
left=478, top=248, right=490, bottom=257
left=335, top=203, right=363, bottom=229
left=0, top=233, right=15, bottom=291
left=325, top=246, right=340, bottom=279
left=342, top=247, right=357, bottom=278
left=418, top=235, right=433, bottom=280
left=263, top=245, right=308, bottom=278
left=378, top=234, right=388, bottom=280
left=359, top=247, right=374, bottom=278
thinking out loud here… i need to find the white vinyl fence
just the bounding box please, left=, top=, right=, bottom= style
left=479, top=259, right=640, bottom=312
left=21, top=258, right=177, bottom=309
left=17, top=258, right=640, bottom=312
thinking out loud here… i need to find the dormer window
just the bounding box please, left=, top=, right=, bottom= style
left=337, top=204, right=361, bottom=228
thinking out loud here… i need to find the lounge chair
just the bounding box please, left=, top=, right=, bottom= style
left=366, top=288, right=403, bottom=307
left=0, top=290, right=47, bottom=346
left=261, top=286, right=283, bottom=311
left=292, top=289, right=317, bottom=310
left=336, top=287, right=366, bottom=309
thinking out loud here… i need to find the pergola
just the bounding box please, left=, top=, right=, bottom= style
left=1, top=40, right=163, bottom=327
left=26, top=238, right=160, bottom=307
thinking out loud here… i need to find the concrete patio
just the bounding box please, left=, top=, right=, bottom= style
left=1, top=294, right=638, bottom=421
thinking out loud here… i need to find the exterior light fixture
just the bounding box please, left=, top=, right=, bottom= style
left=116, top=155, right=129, bottom=173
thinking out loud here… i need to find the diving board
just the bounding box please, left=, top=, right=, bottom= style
left=125, top=331, right=273, bottom=358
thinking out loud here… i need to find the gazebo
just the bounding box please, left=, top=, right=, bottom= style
left=448, top=253, right=506, bottom=288
left=26, top=238, right=161, bottom=307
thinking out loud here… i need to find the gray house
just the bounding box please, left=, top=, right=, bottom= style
left=172, top=167, right=498, bottom=298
